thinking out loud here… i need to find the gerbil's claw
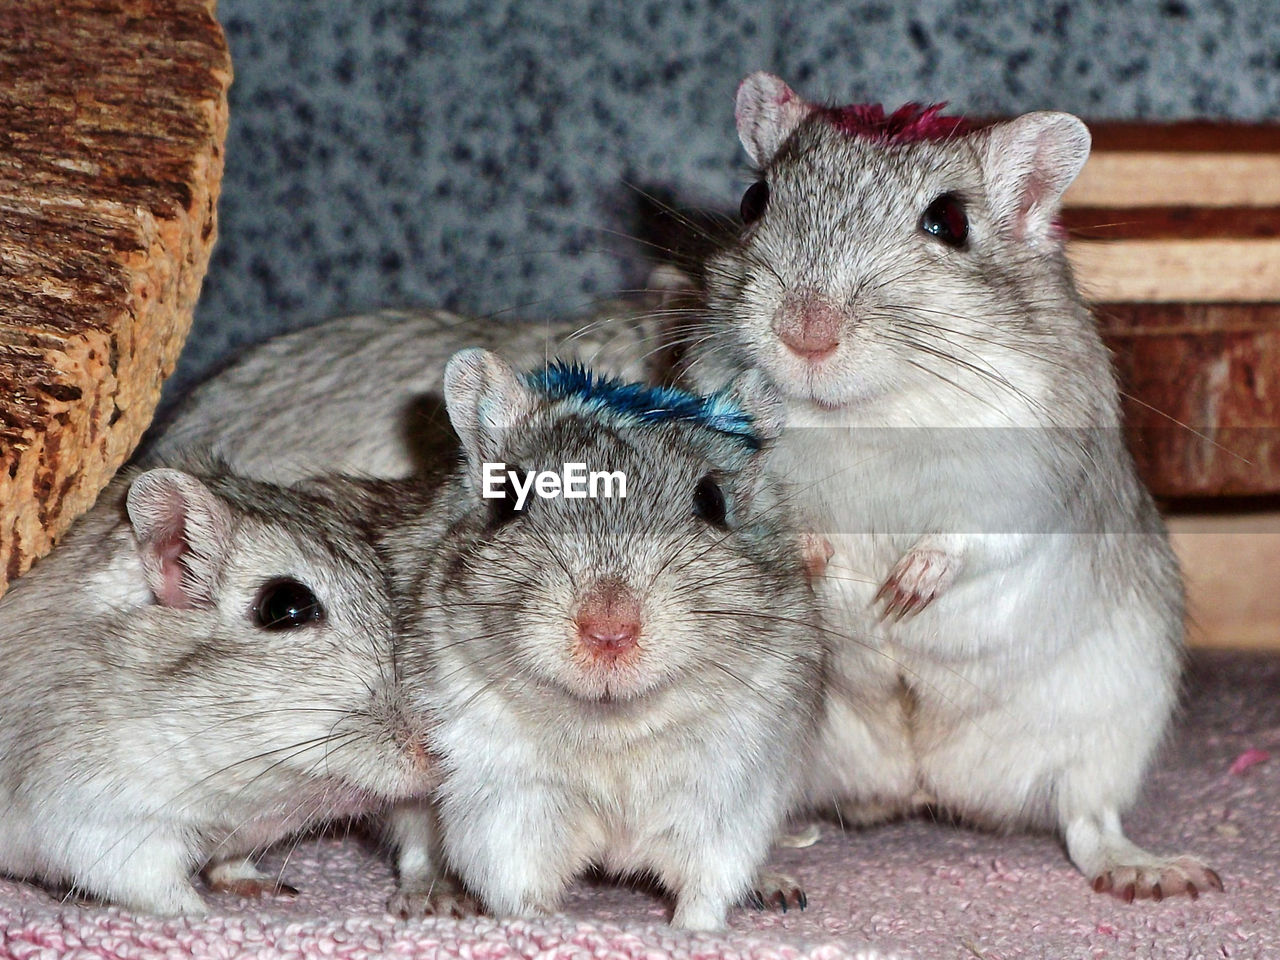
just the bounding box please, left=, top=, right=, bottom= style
left=875, top=547, right=956, bottom=622
left=388, top=876, right=482, bottom=920
left=1089, top=856, right=1221, bottom=903
left=746, top=871, right=807, bottom=915
left=208, top=877, right=299, bottom=899
left=872, top=578, right=893, bottom=605
left=204, top=860, right=300, bottom=900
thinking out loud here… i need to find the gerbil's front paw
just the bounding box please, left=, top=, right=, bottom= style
left=798, top=532, right=835, bottom=582
left=744, top=871, right=807, bottom=913
left=205, top=860, right=299, bottom=899
left=388, top=875, right=482, bottom=920
left=875, top=547, right=956, bottom=620
left=1091, top=856, right=1223, bottom=902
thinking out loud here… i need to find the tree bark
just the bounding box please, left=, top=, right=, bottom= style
left=0, top=0, right=230, bottom=597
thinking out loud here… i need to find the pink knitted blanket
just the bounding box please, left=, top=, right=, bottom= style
left=2, top=651, right=1275, bottom=960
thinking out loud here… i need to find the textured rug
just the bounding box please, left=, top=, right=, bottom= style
left=1, top=649, right=1275, bottom=960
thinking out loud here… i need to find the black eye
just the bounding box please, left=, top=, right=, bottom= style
left=920, top=192, right=968, bottom=248
left=489, top=466, right=527, bottom=527
left=692, top=475, right=728, bottom=528
left=740, top=180, right=769, bottom=224
left=253, top=578, right=323, bottom=630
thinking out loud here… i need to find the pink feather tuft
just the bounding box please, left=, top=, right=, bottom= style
left=819, top=101, right=972, bottom=143
left=1229, top=748, right=1270, bottom=776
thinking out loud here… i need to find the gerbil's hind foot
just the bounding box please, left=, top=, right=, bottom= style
left=388, top=875, right=481, bottom=920
left=204, top=859, right=299, bottom=899
left=1091, top=856, right=1223, bottom=903
left=776, top=822, right=821, bottom=848
left=744, top=871, right=807, bottom=913
left=875, top=547, right=956, bottom=620
left=1066, top=813, right=1221, bottom=903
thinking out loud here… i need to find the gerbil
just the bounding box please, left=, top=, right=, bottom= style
left=0, top=460, right=436, bottom=915
left=386, top=349, right=828, bottom=930
left=150, top=300, right=671, bottom=483
left=681, top=73, right=1215, bottom=900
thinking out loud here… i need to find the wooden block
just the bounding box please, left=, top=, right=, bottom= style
left=1058, top=122, right=1280, bottom=301
left=0, top=1, right=231, bottom=598
left=1069, top=121, right=1280, bottom=208
left=1062, top=202, right=1280, bottom=303
left=1068, top=239, right=1280, bottom=302
left=1100, top=302, right=1280, bottom=498
left=1169, top=511, right=1280, bottom=650
left=1066, top=153, right=1280, bottom=208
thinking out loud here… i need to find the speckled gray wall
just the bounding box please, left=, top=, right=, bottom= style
left=173, top=0, right=1280, bottom=403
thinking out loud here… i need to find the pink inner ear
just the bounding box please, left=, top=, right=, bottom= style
left=1006, top=123, right=1084, bottom=243
left=150, top=523, right=196, bottom=609
left=1015, top=175, right=1047, bottom=239
left=1015, top=157, right=1065, bottom=243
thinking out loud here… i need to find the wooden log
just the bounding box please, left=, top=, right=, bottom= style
left=0, top=0, right=231, bottom=598
left=1169, top=511, right=1280, bottom=649
left=1049, top=121, right=1280, bottom=497
left=1100, top=302, right=1280, bottom=498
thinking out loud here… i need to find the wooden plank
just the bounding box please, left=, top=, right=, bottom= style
left=0, top=1, right=231, bottom=597
left=1087, top=121, right=1280, bottom=153
left=1169, top=511, right=1280, bottom=650
left=1067, top=239, right=1280, bottom=302
left=1065, top=152, right=1280, bottom=208
left=1100, top=303, right=1280, bottom=498
left=1063, top=206, right=1280, bottom=241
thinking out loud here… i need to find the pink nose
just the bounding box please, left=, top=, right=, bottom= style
left=577, top=617, right=641, bottom=656
left=575, top=578, right=642, bottom=660
left=773, top=293, right=842, bottom=360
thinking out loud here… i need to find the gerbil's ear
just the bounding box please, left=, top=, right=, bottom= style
left=736, top=72, right=813, bottom=166
left=726, top=367, right=785, bottom=446
left=443, top=348, right=537, bottom=465
left=980, top=111, right=1091, bottom=245
left=126, top=469, right=234, bottom=609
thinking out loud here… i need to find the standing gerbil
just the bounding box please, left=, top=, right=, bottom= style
left=0, top=460, right=436, bottom=914
left=680, top=72, right=1215, bottom=900
left=386, top=348, right=828, bottom=930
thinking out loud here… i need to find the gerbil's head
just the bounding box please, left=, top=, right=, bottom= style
left=432, top=348, right=818, bottom=710
left=123, top=467, right=435, bottom=806
left=701, top=71, right=1093, bottom=414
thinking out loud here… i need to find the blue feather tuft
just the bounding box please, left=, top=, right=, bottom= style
left=526, top=361, right=760, bottom=449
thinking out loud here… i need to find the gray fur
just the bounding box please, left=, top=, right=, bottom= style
left=681, top=73, right=1211, bottom=899
left=138, top=71, right=1212, bottom=904
left=0, top=458, right=435, bottom=915
left=385, top=350, right=827, bottom=930
left=149, top=305, right=668, bottom=483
